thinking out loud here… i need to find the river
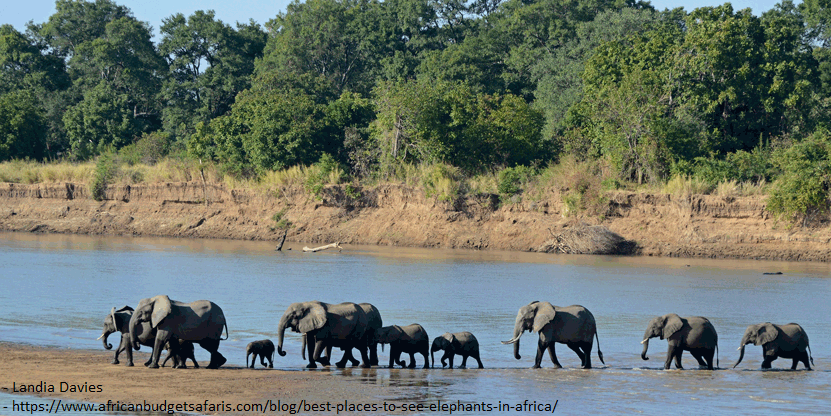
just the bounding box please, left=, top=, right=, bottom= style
left=1, top=231, right=829, bottom=414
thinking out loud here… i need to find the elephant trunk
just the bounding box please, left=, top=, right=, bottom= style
left=277, top=315, right=288, bottom=357
left=733, top=345, right=746, bottom=368
left=501, top=324, right=524, bottom=360
left=101, top=331, right=114, bottom=350
left=301, top=334, right=307, bottom=360
left=641, top=338, right=650, bottom=360
left=128, top=313, right=141, bottom=351
left=246, top=352, right=249, bottom=368
left=431, top=350, right=435, bottom=369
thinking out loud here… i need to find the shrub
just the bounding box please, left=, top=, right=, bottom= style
left=497, top=166, right=536, bottom=201
left=767, top=131, right=831, bottom=224
left=90, top=152, right=118, bottom=201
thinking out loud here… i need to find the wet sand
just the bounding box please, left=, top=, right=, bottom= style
left=0, top=342, right=388, bottom=415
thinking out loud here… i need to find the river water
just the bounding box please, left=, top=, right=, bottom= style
left=0, top=231, right=829, bottom=414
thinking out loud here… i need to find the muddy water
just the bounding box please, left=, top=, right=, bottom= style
left=1, top=231, right=830, bottom=414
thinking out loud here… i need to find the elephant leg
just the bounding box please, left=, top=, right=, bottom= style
left=673, top=349, right=684, bottom=369
left=474, top=353, right=484, bottom=369
left=199, top=338, right=226, bottom=369
left=581, top=343, right=593, bottom=369
left=421, top=349, right=430, bottom=369
left=308, top=339, right=324, bottom=368
left=690, top=350, right=707, bottom=368
left=663, top=346, right=675, bottom=370
left=761, top=357, right=774, bottom=369
left=357, top=344, right=371, bottom=369
left=120, top=334, right=136, bottom=367
left=801, top=351, right=812, bottom=370
left=407, top=352, right=416, bottom=369
left=547, top=342, right=562, bottom=369
left=148, top=332, right=170, bottom=369
left=247, top=353, right=254, bottom=368
left=791, top=357, right=799, bottom=370
left=335, top=348, right=352, bottom=368
left=459, top=354, right=468, bottom=369
left=260, top=354, right=268, bottom=367
left=369, top=342, right=379, bottom=366
left=568, top=343, right=588, bottom=368
left=447, top=353, right=454, bottom=369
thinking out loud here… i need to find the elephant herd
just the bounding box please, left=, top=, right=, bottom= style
left=99, top=297, right=814, bottom=371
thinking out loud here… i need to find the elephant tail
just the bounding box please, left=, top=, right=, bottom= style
left=809, top=345, right=814, bottom=366
left=595, top=332, right=605, bottom=365
left=221, top=323, right=229, bottom=341
left=716, top=343, right=720, bottom=369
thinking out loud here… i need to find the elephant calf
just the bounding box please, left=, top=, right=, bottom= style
left=247, top=339, right=275, bottom=368
left=641, top=314, right=719, bottom=370
left=431, top=332, right=484, bottom=369
left=160, top=339, right=199, bottom=369
left=375, top=324, right=430, bottom=369
left=734, top=322, right=814, bottom=370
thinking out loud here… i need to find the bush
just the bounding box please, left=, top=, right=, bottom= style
left=120, top=132, right=172, bottom=165
left=90, top=152, right=118, bottom=201
left=305, top=153, right=346, bottom=197
left=766, top=130, right=831, bottom=224
left=497, top=166, right=536, bottom=200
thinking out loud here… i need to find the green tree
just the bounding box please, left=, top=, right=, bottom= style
left=0, top=91, right=47, bottom=161
left=63, top=82, right=135, bottom=159
left=767, top=129, right=831, bottom=224
left=158, top=10, right=266, bottom=139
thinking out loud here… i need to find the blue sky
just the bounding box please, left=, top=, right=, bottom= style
left=3, top=0, right=789, bottom=36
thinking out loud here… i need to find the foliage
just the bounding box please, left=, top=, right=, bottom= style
left=767, top=130, right=831, bottom=224
left=271, top=208, right=293, bottom=229
left=90, top=151, right=117, bottom=201
left=0, top=90, right=46, bottom=161
left=119, top=131, right=172, bottom=165
left=497, top=165, right=536, bottom=200
left=305, top=153, right=346, bottom=197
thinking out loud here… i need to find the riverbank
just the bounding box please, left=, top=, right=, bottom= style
left=1, top=181, right=830, bottom=261
left=0, top=342, right=385, bottom=415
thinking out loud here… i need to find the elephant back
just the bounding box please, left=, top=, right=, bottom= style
left=455, top=332, right=479, bottom=352
left=553, top=305, right=597, bottom=343
left=327, top=302, right=369, bottom=341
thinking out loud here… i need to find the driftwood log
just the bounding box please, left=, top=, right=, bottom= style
left=275, top=230, right=288, bottom=251
left=302, top=242, right=342, bottom=253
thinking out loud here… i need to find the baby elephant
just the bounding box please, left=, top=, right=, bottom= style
left=246, top=339, right=275, bottom=368
left=734, top=322, right=814, bottom=370
left=375, top=324, right=430, bottom=369
left=160, top=339, right=199, bottom=369
left=641, top=314, right=718, bottom=370
left=431, top=332, right=484, bottom=369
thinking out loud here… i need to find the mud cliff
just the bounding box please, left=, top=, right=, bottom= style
left=1, top=181, right=830, bottom=261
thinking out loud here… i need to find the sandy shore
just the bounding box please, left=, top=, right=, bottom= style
left=0, top=342, right=390, bottom=415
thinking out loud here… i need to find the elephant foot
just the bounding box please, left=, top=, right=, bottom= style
left=335, top=361, right=347, bottom=369
left=126, top=362, right=134, bottom=367
left=207, top=355, right=227, bottom=369
left=268, top=364, right=273, bottom=368
left=306, top=363, right=318, bottom=369
left=531, top=365, right=542, bottom=369
left=111, top=359, right=119, bottom=365
left=360, top=363, right=371, bottom=369
left=459, top=365, right=466, bottom=369
left=148, top=363, right=160, bottom=369
left=318, top=357, right=331, bottom=366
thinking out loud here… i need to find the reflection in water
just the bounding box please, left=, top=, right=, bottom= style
left=1, top=231, right=830, bottom=414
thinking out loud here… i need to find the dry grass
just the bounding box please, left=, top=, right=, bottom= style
left=0, top=160, right=95, bottom=184
left=662, top=174, right=714, bottom=196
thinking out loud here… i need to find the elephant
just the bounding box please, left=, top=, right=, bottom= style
left=734, top=322, right=814, bottom=370
left=129, top=295, right=228, bottom=369
left=277, top=301, right=371, bottom=369
left=502, top=301, right=604, bottom=369
left=99, top=306, right=190, bottom=367
left=300, top=303, right=382, bottom=367
left=431, top=332, right=484, bottom=369
left=374, top=324, right=430, bottom=369
left=246, top=339, right=275, bottom=368
left=640, top=314, right=719, bottom=370
left=160, top=338, right=199, bottom=369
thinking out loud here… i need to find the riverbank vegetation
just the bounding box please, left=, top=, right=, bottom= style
left=3, top=0, right=831, bottom=224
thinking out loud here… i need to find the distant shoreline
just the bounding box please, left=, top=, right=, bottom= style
left=1, top=181, right=830, bottom=262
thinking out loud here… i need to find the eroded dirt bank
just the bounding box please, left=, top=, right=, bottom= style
left=1, top=181, right=829, bottom=261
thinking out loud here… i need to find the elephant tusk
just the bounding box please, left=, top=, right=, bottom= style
left=641, top=339, right=648, bottom=344
left=737, top=347, right=742, bottom=351
left=97, top=333, right=106, bottom=340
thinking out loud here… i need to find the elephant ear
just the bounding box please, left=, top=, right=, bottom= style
left=662, top=314, right=683, bottom=340
left=115, top=305, right=134, bottom=313
left=755, top=323, right=779, bottom=346
left=297, top=302, right=327, bottom=333
left=532, top=302, right=557, bottom=333
left=450, top=334, right=462, bottom=350
left=150, top=295, right=173, bottom=328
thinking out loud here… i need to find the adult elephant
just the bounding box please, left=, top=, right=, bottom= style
left=502, top=301, right=604, bottom=369
left=734, top=322, right=814, bottom=370
left=277, top=301, right=371, bottom=369
left=129, top=295, right=228, bottom=369
left=640, top=314, right=719, bottom=370
left=99, top=306, right=155, bottom=367
left=301, top=302, right=382, bottom=367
